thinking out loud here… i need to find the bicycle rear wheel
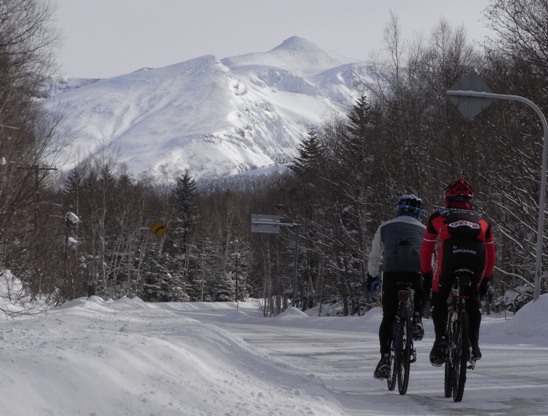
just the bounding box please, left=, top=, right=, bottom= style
left=444, top=358, right=452, bottom=398
left=387, top=316, right=400, bottom=391
left=387, top=350, right=397, bottom=391
left=397, top=310, right=412, bottom=395
left=452, top=310, right=469, bottom=402
left=444, top=317, right=454, bottom=398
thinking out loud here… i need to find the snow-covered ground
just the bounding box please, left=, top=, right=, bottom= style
left=1, top=291, right=547, bottom=416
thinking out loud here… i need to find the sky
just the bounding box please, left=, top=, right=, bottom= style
left=53, top=0, right=493, bottom=79
left=1, top=273, right=547, bottom=415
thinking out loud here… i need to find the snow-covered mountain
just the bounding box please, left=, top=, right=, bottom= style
left=44, top=37, right=376, bottom=182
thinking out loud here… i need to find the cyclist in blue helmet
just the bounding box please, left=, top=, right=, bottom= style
left=367, top=193, right=427, bottom=380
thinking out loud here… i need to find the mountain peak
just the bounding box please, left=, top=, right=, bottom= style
left=272, top=36, right=322, bottom=53
left=267, top=36, right=350, bottom=73
left=223, top=36, right=349, bottom=75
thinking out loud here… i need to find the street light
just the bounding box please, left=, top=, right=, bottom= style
left=447, top=71, right=548, bottom=301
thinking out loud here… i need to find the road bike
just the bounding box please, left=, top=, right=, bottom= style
left=387, top=281, right=416, bottom=395
left=444, top=268, right=477, bottom=402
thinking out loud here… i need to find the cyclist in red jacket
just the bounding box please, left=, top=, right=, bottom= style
left=420, top=178, right=496, bottom=366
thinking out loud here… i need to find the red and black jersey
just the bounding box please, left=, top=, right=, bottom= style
left=420, top=208, right=496, bottom=292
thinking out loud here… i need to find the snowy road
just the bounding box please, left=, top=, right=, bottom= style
left=3, top=295, right=547, bottom=415
left=178, top=303, right=548, bottom=416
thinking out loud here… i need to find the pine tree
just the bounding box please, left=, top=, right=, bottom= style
left=172, top=170, right=198, bottom=252
left=289, top=128, right=325, bottom=181
left=341, top=94, right=380, bottom=172
left=215, top=271, right=235, bottom=301
left=141, top=254, right=168, bottom=302
left=63, top=168, right=83, bottom=213
left=156, top=170, right=200, bottom=300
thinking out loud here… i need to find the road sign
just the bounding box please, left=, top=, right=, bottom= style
left=251, top=214, right=281, bottom=234
left=447, top=70, right=496, bottom=120
left=150, top=220, right=168, bottom=238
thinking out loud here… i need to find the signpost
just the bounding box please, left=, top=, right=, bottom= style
left=250, top=214, right=282, bottom=234
left=447, top=70, right=548, bottom=301
left=251, top=213, right=300, bottom=304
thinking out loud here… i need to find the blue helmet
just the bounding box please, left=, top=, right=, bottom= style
left=396, top=194, right=423, bottom=218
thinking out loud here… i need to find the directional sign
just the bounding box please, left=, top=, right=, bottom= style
left=251, top=214, right=281, bottom=234
left=150, top=220, right=168, bottom=238
left=447, top=70, right=496, bottom=120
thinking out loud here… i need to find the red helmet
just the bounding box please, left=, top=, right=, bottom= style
left=444, top=177, right=474, bottom=201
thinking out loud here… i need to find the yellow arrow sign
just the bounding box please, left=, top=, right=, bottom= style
left=150, top=220, right=168, bottom=238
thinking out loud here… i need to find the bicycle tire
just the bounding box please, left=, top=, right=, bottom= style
left=387, top=350, right=397, bottom=391
left=444, top=308, right=455, bottom=398
left=397, top=309, right=412, bottom=395
left=444, top=357, right=452, bottom=398
left=387, top=316, right=399, bottom=391
left=452, top=310, right=469, bottom=402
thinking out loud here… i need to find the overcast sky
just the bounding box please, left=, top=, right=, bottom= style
left=53, top=0, right=493, bottom=79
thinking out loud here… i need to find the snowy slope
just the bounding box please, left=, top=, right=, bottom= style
left=43, top=37, right=374, bottom=182
left=2, top=291, right=548, bottom=415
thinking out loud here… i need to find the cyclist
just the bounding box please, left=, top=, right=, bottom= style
left=368, top=194, right=427, bottom=379
left=420, top=178, right=496, bottom=366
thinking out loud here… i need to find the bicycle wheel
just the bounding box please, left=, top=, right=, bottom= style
left=387, top=320, right=398, bottom=391
left=397, top=310, right=412, bottom=395
left=444, top=317, right=454, bottom=398
left=387, top=350, right=397, bottom=391
left=387, top=314, right=401, bottom=391
left=452, top=310, right=469, bottom=402
left=444, top=358, right=453, bottom=398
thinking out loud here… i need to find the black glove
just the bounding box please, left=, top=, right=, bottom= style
left=366, top=273, right=376, bottom=290
left=479, top=276, right=492, bottom=299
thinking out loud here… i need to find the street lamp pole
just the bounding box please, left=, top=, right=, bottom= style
left=291, top=225, right=300, bottom=307
left=447, top=89, right=548, bottom=300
